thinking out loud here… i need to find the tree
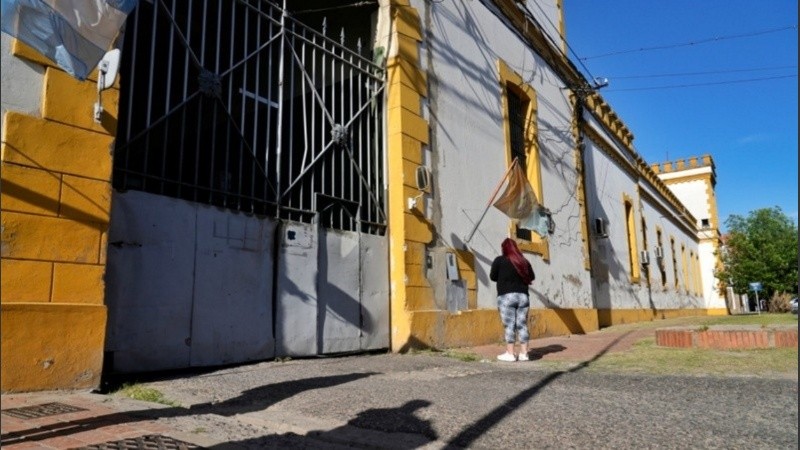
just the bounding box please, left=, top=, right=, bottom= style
left=717, top=207, right=798, bottom=299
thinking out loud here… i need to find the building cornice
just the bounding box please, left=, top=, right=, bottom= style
left=490, top=0, right=586, bottom=90
left=581, top=122, right=698, bottom=232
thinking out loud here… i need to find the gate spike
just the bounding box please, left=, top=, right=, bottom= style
left=322, top=17, right=327, bottom=35
left=340, top=28, right=345, bottom=45
left=357, top=38, right=362, bottom=55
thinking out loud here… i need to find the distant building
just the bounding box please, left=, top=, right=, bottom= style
left=651, top=155, right=727, bottom=311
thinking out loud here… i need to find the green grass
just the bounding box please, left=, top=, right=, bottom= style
left=699, top=313, right=798, bottom=327
left=441, top=350, right=482, bottom=362
left=540, top=314, right=798, bottom=377
left=581, top=337, right=798, bottom=378
left=597, top=313, right=796, bottom=333
left=409, top=347, right=482, bottom=362
left=113, top=383, right=180, bottom=407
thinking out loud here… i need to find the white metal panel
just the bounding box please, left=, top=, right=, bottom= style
left=318, top=229, right=361, bottom=354
left=190, top=208, right=276, bottom=366
left=360, top=233, right=390, bottom=350
left=275, top=221, right=319, bottom=356
left=105, top=191, right=195, bottom=372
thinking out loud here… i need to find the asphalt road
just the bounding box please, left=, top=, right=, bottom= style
left=127, top=352, right=798, bottom=449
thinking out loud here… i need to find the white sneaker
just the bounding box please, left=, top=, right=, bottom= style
left=496, top=352, right=516, bottom=362
left=518, top=352, right=530, bottom=361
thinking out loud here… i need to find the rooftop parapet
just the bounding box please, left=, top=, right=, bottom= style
left=650, top=154, right=715, bottom=176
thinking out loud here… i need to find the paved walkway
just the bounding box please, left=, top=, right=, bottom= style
left=2, top=319, right=795, bottom=449
left=0, top=324, right=659, bottom=449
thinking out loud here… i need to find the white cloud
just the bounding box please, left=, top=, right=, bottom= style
left=734, top=134, right=771, bottom=146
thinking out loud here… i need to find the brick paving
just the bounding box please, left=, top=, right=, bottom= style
left=0, top=392, right=194, bottom=449
left=466, top=327, right=655, bottom=362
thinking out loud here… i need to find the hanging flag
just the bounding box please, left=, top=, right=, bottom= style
left=492, top=161, right=537, bottom=219
left=520, top=204, right=551, bottom=238
left=1, top=0, right=138, bottom=80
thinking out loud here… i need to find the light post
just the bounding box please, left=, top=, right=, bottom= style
left=749, top=282, right=763, bottom=315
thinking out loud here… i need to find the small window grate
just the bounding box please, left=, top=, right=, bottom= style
left=1, top=402, right=87, bottom=419
left=70, top=434, right=203, bottom=450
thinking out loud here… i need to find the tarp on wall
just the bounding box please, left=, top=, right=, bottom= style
left=0, top=0, right=137, bottom=79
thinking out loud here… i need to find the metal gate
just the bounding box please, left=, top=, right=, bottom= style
left=105, top=0, right=388, bottom=372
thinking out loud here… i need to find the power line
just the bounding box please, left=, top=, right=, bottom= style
left=519, top=1, right=598, bottom=86
left=292, top=1, right=377, bottom=14
left=581, top=25, right=797, bottom=61
left=608, top=65, right=797, bottom=80
left=603, top=74, right=796, bottom=92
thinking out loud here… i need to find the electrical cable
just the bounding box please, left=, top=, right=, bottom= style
left=603, top=74, right=796, bottom=92
left=608, top=65, right=797, bottom=80
left=291, top=1, right=377, bottom=15
left=522, top=1, right=598, bottom=86
left=580, top=25, right=797, bottom=61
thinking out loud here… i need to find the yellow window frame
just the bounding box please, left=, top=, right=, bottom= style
left=497, top=59, right=548, bottom=259
left=623, top=193, right=641, bottom=283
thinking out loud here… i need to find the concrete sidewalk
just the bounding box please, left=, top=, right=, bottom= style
left=0, top=324, right=657, bottom=449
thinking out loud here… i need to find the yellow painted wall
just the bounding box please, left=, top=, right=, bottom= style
left=597, top=307, right=727, bottom=328
left=0, top=304, right=106, bottom=392
left=399, top=308, right=602, bottom=351
left=387, top=3, right=431, bottom=351
left=1, top=41, right=117, bottom=392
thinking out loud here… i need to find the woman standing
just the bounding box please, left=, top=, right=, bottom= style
left=489, top=238, right=535, bottom=362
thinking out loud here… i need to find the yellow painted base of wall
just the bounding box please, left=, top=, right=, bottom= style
left=399, top=308, right=601, bottom=350
left=597, top=308, right=729, bottom=328
left=395, top=307, right=728, bottom=351
left=529, top=308, right=600, bottom=337
left=1, top=303, right=106, bottom=393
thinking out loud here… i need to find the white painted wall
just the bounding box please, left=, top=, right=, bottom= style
left=411, top=0, right=591, bottom=310
left=581, top=115, right=703, bottom=310
left=582, top=126, right=641, bottom=309
left=659, top=168, right=727, bottom=309
left=663, top=176, right=711, bottom=227
left=639, top=196, right=704, bottom=309
left=1, top=34, right=45, bottom=139
left=521, top=0, right=564, bottom=51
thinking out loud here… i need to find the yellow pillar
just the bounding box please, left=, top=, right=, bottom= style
left=1, top=41, right=118, bottom=392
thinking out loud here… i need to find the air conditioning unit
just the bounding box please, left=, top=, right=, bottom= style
left=415, top=166, right=431, bottom=192
left=654, top=246, right=665, bottom=268
left=594, top=218, right=608, bottom=238
left=640, top=250, right=650, bottom=266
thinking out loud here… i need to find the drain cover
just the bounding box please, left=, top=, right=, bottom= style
left=1, top=402, right=87, bottom=419
left=72, top=435, right=203, bottom=449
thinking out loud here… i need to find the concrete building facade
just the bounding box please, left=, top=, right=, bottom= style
left=1, top=0, right=724, bottom=392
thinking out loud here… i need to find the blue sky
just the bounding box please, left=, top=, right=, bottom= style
left=562, top=0, right=798, bottom=231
